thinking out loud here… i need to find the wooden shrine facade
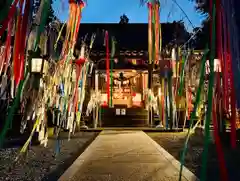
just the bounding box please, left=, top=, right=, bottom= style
left=78, top=23, right=192, bottom=127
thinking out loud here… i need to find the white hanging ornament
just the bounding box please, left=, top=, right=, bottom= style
left=89, top=62, right=94, bottom=75
left=171, top=48, right=176, bottom=61
left=80, top=44, right=85, bottom=59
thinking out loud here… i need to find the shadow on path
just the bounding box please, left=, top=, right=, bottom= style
left=41, top=132, right=98, bottom=181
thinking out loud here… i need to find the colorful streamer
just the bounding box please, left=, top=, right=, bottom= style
left=148, top=2, right=153, bottom=64
left=155, top=2, right=159, bottom=64
left=105, top=31, right=110, bottom=106
left=0, top=0, right=19, bottom=37
left=110, top=36, right=116, bottom=107
left=179, top=46, right=209, bottom=181
left=34, top=0, right=50, bottom=51
left=200, top=1, right=216, bottom=180
left=13, top=0, right=23, bottom=87
left=178, top=53, right=187, bottom=96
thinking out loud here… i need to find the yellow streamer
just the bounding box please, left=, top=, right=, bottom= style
left=54, top=22, right=66, bottom=50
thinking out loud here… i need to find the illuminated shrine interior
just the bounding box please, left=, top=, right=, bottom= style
left=97, top=69, right=144, bottom=108
left=97, top=69, right=163, bottom=108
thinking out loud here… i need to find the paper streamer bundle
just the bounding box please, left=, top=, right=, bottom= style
left=86, top=91, right=102, bottom=116
left=144, top=89, right=159, bottom=114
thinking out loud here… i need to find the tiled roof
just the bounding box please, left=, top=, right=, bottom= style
left=77, top=23, right=181, bottom=52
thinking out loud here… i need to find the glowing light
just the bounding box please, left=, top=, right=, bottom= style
left=158, top=87, right=162, bottom=96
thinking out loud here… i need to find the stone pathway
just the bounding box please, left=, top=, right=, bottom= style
left=59, top=130, right=198, bottom=181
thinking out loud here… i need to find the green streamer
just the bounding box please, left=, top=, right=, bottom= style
left=34, top=0, right=50, bottom=51
left=200, top=2, right=216, bottom=181
left=0, top=80, right=24, bottom=147
left=110, top=37, right=115, bottom=107
left=0, top=0, right=50, bottom=148
left=54, top=22, right=66, bottom=50
left=178, top=53, right=187, bottom=96
left=178, top=46, right=209, bottom=181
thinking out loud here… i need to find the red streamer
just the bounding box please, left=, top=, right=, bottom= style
left=147, top=2, right=152, bottom=64
left=74, top=2, right=84, bottom=41
left=0, top=0, right=19, bottom=37
left=212, top=97, right=229, bottom=181
left=73, top=58, right=86, bottom=112
left=13, top=0, right=24, bottom=87
left=105, top=31, right=110, bottom=106
left=155, top=3, right=159, bottom=65
left=19, top=0, right=31, bottom=82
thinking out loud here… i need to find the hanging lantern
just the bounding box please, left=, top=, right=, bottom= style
left=30, top=58, right=42, bottom=73
left=30, top=58, right=47, bottom=74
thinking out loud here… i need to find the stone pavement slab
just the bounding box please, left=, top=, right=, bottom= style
left=59, top=130, right=198, bottom=181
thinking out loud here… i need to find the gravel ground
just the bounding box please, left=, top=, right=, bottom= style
left=0, top=131, right=98, bottom=181
left=147, top=130, right=240, bottom=181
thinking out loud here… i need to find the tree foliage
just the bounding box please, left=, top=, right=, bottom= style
left=33, top=0, right=57, bottom=25
left=189, top=0, right=209, bottom=49
left=191, top=0, right=209, bottom=15
left=119, top=14, right=129, bottom=24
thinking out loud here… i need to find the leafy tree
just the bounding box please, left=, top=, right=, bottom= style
left=119, top=14, right=129, bottom=24
left=33, top=0, right=57, bottom=25
left=192, top=0, right=209, bottom=15
left=189, top=0, right=209, bottom=49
